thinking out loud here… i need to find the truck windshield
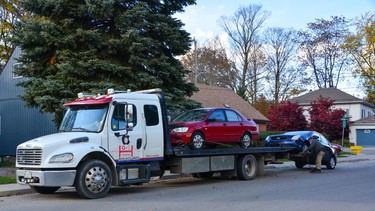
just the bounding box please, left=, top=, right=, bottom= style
left=59, top=104, right=109, bottom=133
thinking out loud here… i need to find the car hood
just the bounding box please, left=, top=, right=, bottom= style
left=267, top=134, right=304, bottom=142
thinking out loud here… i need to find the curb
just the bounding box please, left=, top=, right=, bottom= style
left=0, top=188, right=34, bottom=197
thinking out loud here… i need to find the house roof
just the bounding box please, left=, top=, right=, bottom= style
left=190, top=84, right=269, bottom=122
left=289, top=88, right=375, bottom=109
left=352, top=115, right=375, bottom=125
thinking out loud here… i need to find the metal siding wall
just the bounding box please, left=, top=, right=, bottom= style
left=0, top=48, right=57, bottom=156
left=356, top=129, right=375, bottom=146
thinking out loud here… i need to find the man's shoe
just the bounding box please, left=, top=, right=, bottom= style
left=310, top=169, right=321, bottom=173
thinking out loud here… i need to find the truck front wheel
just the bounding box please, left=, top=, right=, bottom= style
left=237, top=154, right=257, bottom=180
left=75, top=159, right=112, bottom=199
left=30, top=186, right=60, bottom=194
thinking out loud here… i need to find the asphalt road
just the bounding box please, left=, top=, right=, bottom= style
left=1, top=156, right=374, bottom=211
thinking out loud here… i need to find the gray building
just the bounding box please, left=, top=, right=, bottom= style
left=0, top=47, right=57, bottom=156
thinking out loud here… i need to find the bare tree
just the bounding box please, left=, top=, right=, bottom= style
left=219, top=4, right=270, bottom=103
left=297, top=16, right=351, bottom=89
left=180, top=37, right=236, bottom=88
left=263, top=27, right=307, bottom=105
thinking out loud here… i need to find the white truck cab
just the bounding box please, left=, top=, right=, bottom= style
left=16, top=89, right=167, bottom=198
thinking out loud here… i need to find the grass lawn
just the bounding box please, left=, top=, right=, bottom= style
left=0, top=176, right=16, bottom=184
left=0, top=160, right=16, bottom=184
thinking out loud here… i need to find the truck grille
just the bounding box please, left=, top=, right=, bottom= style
left=17, top=148, right=43, bottom=165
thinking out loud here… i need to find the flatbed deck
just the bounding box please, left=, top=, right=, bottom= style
left=172, top=146, right=294, bottom=157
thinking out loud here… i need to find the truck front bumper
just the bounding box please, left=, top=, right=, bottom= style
left=16, top=169, right=76, bottom=187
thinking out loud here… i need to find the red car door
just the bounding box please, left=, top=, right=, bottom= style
left=223, top=109, right=244, bottom=143
left=204, top=109, right=226, bottom=142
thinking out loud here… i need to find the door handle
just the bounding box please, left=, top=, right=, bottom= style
left=137, top=138, right=142, bottom=149
left=223, top=123, right=227, bottom=126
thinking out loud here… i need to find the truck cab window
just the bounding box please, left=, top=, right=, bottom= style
left=112, top=104, right=137, bottom=131
left=144, top=105, right=159, bottom=126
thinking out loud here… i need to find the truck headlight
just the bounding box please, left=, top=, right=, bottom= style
left=172, top=127, right=189, bottom=133
left=49, top=153, right=74, bottom=163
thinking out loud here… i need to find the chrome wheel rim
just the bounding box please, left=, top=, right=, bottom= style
left=242, top=134, right=251, bottom=148
left=84, top=166, right=109, bottom=193
left=330, top=157, right=336, bottom=168
left=245, top=159, right=256, bottom=176
left=192, top=134, right=204, bottom=149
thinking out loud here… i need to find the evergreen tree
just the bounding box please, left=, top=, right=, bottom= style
left=11, top=0, right=197, bottom=124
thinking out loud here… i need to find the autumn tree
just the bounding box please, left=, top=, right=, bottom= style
left=11, top=0, right=198, bottom=124
left=263, top=27, right=307, bottom=105
left=253, top=94, right=271, bottom=117
left=343, top=13, right=375, bottom=104
left=297, top=16, right=351, bottom=89
left=267, top=101, right=307, bottom=131
left=308, top=96, right=346, bottom=140
left=0, top=0, right=26, bottom=69
left=180, top=37, right=236, bottom=88
left=219, top=4, right=269, bottom=103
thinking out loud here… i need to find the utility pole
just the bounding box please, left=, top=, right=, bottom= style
left=194, top=38, right=198, bottom=84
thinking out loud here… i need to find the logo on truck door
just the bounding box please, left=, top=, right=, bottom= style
left=118, top=145, right=139, bottom=160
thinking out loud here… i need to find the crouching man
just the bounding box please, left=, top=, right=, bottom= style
left=303, top=137, right=325, bottom=173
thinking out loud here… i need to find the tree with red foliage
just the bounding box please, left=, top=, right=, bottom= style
left=308, top=96, right=346, bottom=140
left=267, top=101, right=307, bottom=131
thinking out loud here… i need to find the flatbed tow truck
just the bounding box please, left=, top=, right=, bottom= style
left=16, top=88, right=293, bottom=199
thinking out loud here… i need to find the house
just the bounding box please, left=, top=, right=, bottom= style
left=349, top=116, right=375, bottom=146
left=289, top=88, right=375, bottom=121
left=190, top=84, right=269, bottom=131
left=0, top=47, right=57, bottom=156
left=289, top=88, right=375, bottom=146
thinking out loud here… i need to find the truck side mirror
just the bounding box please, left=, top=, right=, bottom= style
left=127, top=122, right=134, bottom=131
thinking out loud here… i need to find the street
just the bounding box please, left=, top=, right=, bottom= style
left=1, top=154, right=375, bottom=211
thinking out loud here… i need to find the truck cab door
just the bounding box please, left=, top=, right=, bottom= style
left=107, top=102, right=145, bottom=162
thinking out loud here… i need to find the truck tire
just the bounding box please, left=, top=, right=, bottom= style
left=30, top=186, right=60, bottom=194
left=237, top=154, right=257, bottom=180
left=190, top=132, right=205, bottom=149
left=75, top=159, right=112, bottom=199
left=326, top=155, right=336, bottom=169
left=240, top=132, right=252, bottom=148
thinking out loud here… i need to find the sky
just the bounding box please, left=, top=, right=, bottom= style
left=174, top=0, right=375, bottom=98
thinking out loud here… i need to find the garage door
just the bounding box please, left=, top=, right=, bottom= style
left=357, top=129, right=375, bottom=146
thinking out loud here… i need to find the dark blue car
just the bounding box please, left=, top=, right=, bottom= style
left=265, top=131, right=337, bottom=169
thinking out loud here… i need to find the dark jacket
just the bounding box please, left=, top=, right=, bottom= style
left=306, top=138, right=324, bottom=153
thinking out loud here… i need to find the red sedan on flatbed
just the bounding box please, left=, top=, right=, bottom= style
left=169, top=107, right=259, bottom=149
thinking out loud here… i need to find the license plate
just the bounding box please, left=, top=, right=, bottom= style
left=24, top=171, right=32, bottom=179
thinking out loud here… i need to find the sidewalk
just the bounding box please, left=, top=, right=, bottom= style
left=1, top=147, right=374, bottom=197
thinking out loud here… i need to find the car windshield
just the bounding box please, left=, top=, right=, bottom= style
left=172, top=109, right=210, bottom=122
left=59, top=104, right=108, bottom=133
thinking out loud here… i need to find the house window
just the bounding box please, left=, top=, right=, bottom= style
left=345, top=109, right=349, bottom=117
left=12, top=62, right=24, bottom=79
left=368, top=111, right=373, bottom=117
left=361, top=109, right=366, bottom=119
